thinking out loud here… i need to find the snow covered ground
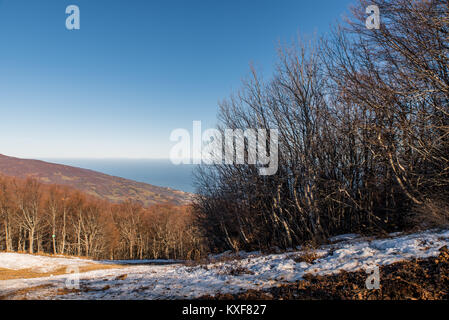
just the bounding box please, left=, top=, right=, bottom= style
left=1, top=228, right=448, bottom=299
left=0, top=253, right=101, bottom=273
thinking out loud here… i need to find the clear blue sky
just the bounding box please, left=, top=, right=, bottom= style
left=0, top=0, right=354, bottom=159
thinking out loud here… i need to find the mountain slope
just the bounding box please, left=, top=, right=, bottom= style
left=0, top=154, right=192, bottom=206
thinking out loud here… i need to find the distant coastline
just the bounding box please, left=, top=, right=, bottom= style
left=41, top=158, right=198, bottom=193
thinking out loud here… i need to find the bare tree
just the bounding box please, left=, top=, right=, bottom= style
left=14, top=179, right=42, bottom=254
left=0, top=177, right=13, bottom=251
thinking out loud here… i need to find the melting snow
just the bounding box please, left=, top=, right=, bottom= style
left=0, top=253, right=99, bottom=273
left=1, top=228, right=448, bottom=299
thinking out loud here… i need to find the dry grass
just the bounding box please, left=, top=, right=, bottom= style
left=411, top=200, right=449, bottom=229
left=55, top=287, right=81, bottom=296
left=293, top=243, right=321, bottom=264
left=114, top=274, right=128, bottom=280
left=220, top=266, right=255, bottom=276
left=293, top=251, right=320, bottom=264
left=55, top=284, right=112, bottom=296
left=203, top=246, right=449, bottom=300
left=0, top=264, right=125, bottom=281
left=0, top=284, right=55, bottom=300
left=0, top=250, right=94, bottom=260
left=0, top=281, right=117, bottom=300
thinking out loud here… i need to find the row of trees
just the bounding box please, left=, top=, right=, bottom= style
left=0, top=176, right=204, bottom=260
left=194, top=0, right=449, bottom=252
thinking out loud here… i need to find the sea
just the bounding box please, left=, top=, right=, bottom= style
left=42, top=158, right=199, bottom=193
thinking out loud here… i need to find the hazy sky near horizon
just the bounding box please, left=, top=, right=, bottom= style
left=0, top=0, right=354, bottom=159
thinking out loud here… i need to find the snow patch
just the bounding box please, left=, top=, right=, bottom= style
left=0, top=253, right=98, bottom=273
left=1, top=228, right=448, bottom=299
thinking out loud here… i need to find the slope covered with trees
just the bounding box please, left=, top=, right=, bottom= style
left=0, top=175, right=204, bottom=260
left=0, top=154, right=192, bottom=207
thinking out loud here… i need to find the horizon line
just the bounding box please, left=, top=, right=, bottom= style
left=1, top=153, right=202, bottom=162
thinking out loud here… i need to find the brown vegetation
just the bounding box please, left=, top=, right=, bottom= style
left=0, top=264, right=125, bottom=281
left=0, top=175, right=205, bottom=260
left=0, top=154, right=192, bottom=207
left=202, top=246, right=449, bottom=300
left=0, top=284, right=55, bottom=300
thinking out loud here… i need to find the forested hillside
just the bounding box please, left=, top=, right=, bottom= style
left=0, top=154, right=192, bottom=207
left=0, top=175, right=203, bottom=260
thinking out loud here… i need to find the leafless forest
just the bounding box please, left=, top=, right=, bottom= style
left=194, top=0, right=449, bottom=252
left=0, top=176, right=204, bottom=259
left=1, top=0, right=448, bottom=259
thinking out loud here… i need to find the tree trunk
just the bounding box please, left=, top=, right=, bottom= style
left=129, top=241, right=133, bottom=259
left=52, top=209, right=56, bottom=255
left=77, top=217, right=81, bottom=256
left=28, top=228, right=34, bottom=254
left=61, top=208, right=66, bottom=254
left=52, top=233, right=56, bottom=255
left=4, top=219, right=10, bottom=251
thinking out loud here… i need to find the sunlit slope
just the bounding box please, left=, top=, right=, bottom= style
left=0, top=154, right=192, bottom=206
